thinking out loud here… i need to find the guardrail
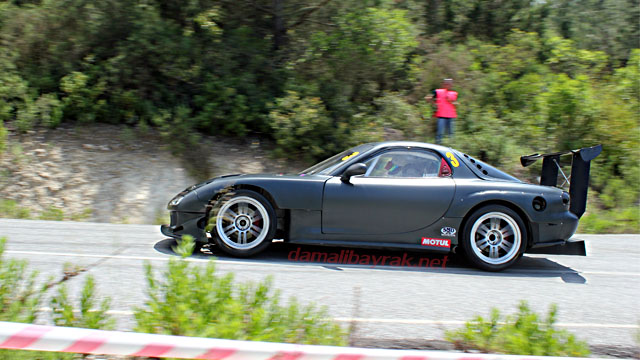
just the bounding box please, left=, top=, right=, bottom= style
left=0, top=321, right=596, bottom=360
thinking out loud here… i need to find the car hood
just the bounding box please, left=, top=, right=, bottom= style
left=192, top=172, right=330, bottom=201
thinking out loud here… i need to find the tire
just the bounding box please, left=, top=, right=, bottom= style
left=461, top=205, right=527, bottom=271
left=209, top=190, right=276, bottom=257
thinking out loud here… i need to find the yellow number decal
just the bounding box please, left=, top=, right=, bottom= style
left=341, top=151, right=359, bottom=161
left=445, top=152, right=459, bottom=167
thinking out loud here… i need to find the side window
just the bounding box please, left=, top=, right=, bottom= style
left=364, top=150, right=442, bottom=178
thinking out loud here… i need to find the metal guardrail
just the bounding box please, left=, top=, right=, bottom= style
left=0, top=321, right=598, bottom=360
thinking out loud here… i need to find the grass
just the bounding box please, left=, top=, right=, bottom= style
left=579, top=207, right=640, bottom=233
left=0, top=199, right=31, bottom=219
left=445, top=301, right=590, bottom=357
left=0, top=199, right=92, bottom=222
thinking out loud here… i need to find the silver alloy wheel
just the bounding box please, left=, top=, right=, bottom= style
left=216, top=196, right=270, bottom=250
left=470, top=211, right=521, bottom=265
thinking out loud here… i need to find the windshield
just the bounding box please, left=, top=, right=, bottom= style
left=300, top=144, right=374, bottom=175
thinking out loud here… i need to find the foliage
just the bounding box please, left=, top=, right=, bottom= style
left=0, top=120, right=6, bottom=154
left=269, top=91, right=335, bottom=160
left=0, top=0, right=637, bottom=232
left=579, top=207, right=640, bottom=234
left=134, top=236, right=347, bottom=345
left=446, top=301, right=590, bottom=357
left=51, top=275, right=114, bottom=330
left=0, top=237, right=85, bottom=360
left=38, top=206, right=64, bottom=221
left=0, top=199, right=31, bottom=219
left=0, top=237, right=46, bottom=323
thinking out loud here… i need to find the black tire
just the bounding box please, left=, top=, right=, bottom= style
left=461, top=205, right=527, bottom=271
left=209, top=189, right=276, bottom=257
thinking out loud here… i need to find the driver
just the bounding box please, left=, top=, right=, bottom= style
left=383, top=159, right=402, bottom=176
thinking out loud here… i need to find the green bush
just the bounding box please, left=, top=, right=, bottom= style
left=269, top=91, right=336, bottom=161
left=38, top=206, right=64, bottom=221
left=0, top=120, right=6, bottom=154
left=579, top=207, right=640, bottom=234
left=51, top=275, right=114, bottom=330
left=0, top=199, right=31, bottom=219
left=134, top=236, right=347, bottom=345
left=446, top=301, right=590, bottom=357
left=0, top=237, right=75, bottom=360
left=0, top=237, right=46, bottom=323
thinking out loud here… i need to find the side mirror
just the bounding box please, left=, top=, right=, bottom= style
left=341, top=163, right=367, bottom=183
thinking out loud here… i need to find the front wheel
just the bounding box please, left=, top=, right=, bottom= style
left=209, top=190, right=276, bottom=257
left=461, top=205, right=527, bottom=271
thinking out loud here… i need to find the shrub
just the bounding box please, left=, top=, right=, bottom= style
left=269, top=91, right=335, bottom=161
left=0, top=120, right=6, bottom=154
left=579, top=207, right=640, bottom=234
left=51, top=275, right=114, bottom=330
left=38, top=206, right=64, bottom=221
left=0, top=237, right=76, bottom=360
left=134, top=236, right=347, bottom=345
left=0, top=237, right=47, bottom=323
left=446, top=301, right=590, bottom=357
left=0, top=199, right=31, bottom=219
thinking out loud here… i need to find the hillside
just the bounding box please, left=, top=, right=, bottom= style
left=0, top=124, right=305, bottom=224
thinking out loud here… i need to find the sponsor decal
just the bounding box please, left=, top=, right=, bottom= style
left=421, top=237, right=451, bottom=248
left=445, top=152, right=459, bottom=167
left=341, top=151, right=359, bottom=161
left=441, top=227, right=457, bottom=237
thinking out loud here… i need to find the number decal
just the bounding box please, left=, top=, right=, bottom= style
left=445, top=152, right=459, bottom=167
left=341, top=152, right=359, bottom=161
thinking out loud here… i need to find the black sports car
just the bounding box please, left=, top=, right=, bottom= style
left=161, top=141, right=601, bottom=271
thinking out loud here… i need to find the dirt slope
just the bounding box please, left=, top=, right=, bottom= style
left=0, top=124, right=304, bottom=224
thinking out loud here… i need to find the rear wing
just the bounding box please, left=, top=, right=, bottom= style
left=520, top=145, right=602, bottom=218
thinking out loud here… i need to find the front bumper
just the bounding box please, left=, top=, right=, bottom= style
left=160, top=224, right=180, bottom=239
left=160, top=211, right=208, bottom=243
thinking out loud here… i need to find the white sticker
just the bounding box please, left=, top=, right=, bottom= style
left=441, top=227, right=457, bottom=237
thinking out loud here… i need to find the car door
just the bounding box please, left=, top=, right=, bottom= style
left=322, top=149, right=455, bottom=236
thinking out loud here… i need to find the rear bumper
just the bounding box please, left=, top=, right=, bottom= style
left=529, top=211, right=579, bottom=248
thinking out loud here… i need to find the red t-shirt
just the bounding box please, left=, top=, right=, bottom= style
left=434, top=89, right=457, bottom=118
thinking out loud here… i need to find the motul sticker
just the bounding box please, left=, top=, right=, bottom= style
left=421, top=238, right=451, bottom=248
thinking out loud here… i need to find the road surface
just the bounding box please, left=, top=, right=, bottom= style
left=1, top=219, right=638, bottom=351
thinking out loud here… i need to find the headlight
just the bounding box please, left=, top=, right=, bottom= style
left=169, top=196, right=184, bottom=207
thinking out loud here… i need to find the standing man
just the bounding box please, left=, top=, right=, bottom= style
left=425, top=78, right=458, bottom=144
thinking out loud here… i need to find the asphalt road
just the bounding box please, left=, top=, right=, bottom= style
left=1, top=219, right=638, bottom=350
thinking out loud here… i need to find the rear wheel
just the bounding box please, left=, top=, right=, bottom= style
left=210, top=190, right=276, bottom=257
left=461, top=205, right=527, bottom=271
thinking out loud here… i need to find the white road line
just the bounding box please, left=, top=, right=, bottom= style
left=6, top=250, right=640, bottom=276
left=4, top=250, right=299, bottom=268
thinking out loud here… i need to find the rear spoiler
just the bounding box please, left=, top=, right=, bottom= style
left=520, top=145, right=602, bottom=218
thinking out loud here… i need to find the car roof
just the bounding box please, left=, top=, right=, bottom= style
left=353, top=141, right=520, bottom=182
left=365, top=141, right=453, bottom=154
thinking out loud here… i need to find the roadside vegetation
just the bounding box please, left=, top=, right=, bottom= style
left=0, top=235, right=346, bottom=360
left=0, top=0, right=637, bottom=233
left=446, top=301, right=590, bottom=357
left=0, top=199, right=92, bottom=222
left=135, top=236, right=347, bottom=345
